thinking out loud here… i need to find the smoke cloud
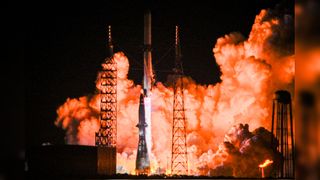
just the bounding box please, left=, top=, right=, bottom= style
left=55, top=8, right=294, bottom=176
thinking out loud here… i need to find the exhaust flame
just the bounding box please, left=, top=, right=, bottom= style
left=55, top=8, right=293, bottom=177
left=259, top=159, right=273, bottom=178
left=259, top=159, right=273, bottom=168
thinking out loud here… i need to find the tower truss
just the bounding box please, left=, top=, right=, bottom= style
left=95, top=26, right=117, bottom=147
left=171, top=26, right=188, bottom=175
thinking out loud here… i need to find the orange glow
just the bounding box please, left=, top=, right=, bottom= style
left=259, top=159, right=273, bottom=178
left=165, top=168, right=171, bottom=175
left=259, top=159, right=273, bottom=168
left=55, top=8, right=294, bottom=176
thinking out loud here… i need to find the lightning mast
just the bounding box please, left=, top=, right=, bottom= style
left=171, top=26, right=188, bottom=175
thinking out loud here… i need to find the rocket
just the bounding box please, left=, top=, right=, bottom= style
left=143, top=10, right=153, bottom=166
left=136, top=10, right=153, bottom=174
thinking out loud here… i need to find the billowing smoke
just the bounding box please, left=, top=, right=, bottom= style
left=207, top=123, right=280, bottom=177
left=55, top=8, right=294, bottom=176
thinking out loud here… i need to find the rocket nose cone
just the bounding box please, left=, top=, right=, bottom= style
left=144, top=9, right=151, bottom=19
left=143, top=0, right=153, bottom=13
left=145, top=9, right=151, bottom=14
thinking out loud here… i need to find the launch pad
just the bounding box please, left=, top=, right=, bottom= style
left=28, top=1, right=295, bottom=178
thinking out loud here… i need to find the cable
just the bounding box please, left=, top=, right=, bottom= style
left=155, top=45, right=175, bottom=66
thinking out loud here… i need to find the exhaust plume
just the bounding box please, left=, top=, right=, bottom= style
left=55, top=7, right=294, bottom=176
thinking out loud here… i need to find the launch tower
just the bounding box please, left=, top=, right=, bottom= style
left=171, top=26, right=188, bottom=175
left=95, top=26, right=117, bottom=175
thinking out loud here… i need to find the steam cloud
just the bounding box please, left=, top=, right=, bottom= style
left=55, top=8, right=294, bottom=176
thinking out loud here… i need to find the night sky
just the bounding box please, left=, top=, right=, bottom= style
left=23, top=0, right=292, bottom=149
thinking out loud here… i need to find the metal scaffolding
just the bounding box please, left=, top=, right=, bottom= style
left=95, top=25, right=117, bottom=147
left=171, top=26, right=188, bottom=175
left=271, top=90, right=295, bottom=178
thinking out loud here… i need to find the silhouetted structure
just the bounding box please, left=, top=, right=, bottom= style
left=95, top=25, right=117, bottom=175
left=171, top=26, right=188, bottom=175
left=271, top=90, right=294, bottom=178
left=27, top=145, right=98, bottom=177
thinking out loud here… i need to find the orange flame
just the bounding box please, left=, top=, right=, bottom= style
left=165, top=168, right=171, bottom=176
left=55, top=8, right=293, bottom=176
left=259, top=159, right=273, bottom=168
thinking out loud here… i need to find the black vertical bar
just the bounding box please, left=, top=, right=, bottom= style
left=280, top=103, right=284, bottom=178
left=276, top=101, right=282, bottom=177
left=289, top=101, right=295, bottom=178
left=276, top=101, right=279, bottom=178
left=284, top=105, right=288, bottom=177
left=271, top=100, right=275, bottom=150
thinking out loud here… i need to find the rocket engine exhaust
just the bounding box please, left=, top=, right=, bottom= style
left=55, top=6, right=294, bottom=177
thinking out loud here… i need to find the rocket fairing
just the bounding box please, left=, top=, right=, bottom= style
left=143, top=10, right=154, bottom=97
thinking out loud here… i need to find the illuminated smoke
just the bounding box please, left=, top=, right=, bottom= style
left=208, top=123, right=280, bottom=177
left=55, top=8, right=294, bottom=176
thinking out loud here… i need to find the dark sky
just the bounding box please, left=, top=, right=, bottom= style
left=22, top=0, right=292, bottom=149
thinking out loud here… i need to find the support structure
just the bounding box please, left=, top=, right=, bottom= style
left=171, top=26, right=188, bottom=175
left=96, top=25, right=117, bottom=147
left=95, top=25, right=117, bottom=175
left=271, top=90, right=294, bottom=178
